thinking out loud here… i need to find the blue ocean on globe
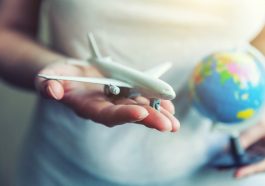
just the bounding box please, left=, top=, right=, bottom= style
left=189, top=49, right=265, bottom=124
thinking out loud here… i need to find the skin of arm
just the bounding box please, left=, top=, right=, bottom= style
left=0, top=0, right=179, bottom=132
left=0, top=0, right=65, bottom=90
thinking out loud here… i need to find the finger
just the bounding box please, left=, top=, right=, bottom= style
left=113, top=98, right=179, bottom=131
left=132, top=97, right=175, bottom=114
left=35, top=67, right=65, bottom=100
left=133, top=96, right=150, bottom=105
left=160, top=107, right=180, bottom=132
left=240, top=122, right=265, bottom=149
left=110, top=98, right=179, bottom=131
left=235, top=160, right=265, bottom=178
left=36, top=79, right=64, bottom=100
left=138, top=106, right=174, bottom=132
left=161, top=100, right=175, bottom=115
left=115, top=96, right=175, bottom=115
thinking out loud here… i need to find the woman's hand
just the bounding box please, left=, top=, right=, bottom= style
left=234, top=25, right=265, bottom=179
left=235, top=120, right=265, bottom=178
left=35, top=59, right=180, bottom=132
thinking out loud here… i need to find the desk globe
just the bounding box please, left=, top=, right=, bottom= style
left=189, top=46, right=265, bottom=168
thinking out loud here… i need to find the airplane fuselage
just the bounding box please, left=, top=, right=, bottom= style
left=90, top=57, right=176, bottom=100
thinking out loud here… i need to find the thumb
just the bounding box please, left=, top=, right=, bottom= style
left=235, top=160, right=265, bottom=178
left=240, top=122, right=265, bottom=149
left=35, top=76, right=64, bottom=100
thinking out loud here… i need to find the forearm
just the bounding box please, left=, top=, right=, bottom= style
left=0, top=29, right=65, bottom=90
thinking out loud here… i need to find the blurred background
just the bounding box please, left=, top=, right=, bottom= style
left=0, top=2, right=48, bottom=185
left=0, top=82, right=36, bottom=186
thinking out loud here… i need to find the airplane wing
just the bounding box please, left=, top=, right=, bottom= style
left=38, top=74, right=133, bottom=88
left=144, top=62, right=172, bottom=78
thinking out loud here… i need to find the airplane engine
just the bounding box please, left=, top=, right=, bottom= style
left=104, top=85, right=120, bottom=96
left=109, top=85, right=120, bottom=95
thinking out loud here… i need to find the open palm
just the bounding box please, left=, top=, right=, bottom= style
left=36, top=60, right=180, bottom=132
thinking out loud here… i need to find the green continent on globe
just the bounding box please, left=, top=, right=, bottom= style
left=193, top=52, right=259, bottom=88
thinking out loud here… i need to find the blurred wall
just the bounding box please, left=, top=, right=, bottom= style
left=0, top=82, right=36, bottom=186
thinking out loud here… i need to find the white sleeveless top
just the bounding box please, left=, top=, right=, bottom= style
left=35, top=0, right=265, bottom=184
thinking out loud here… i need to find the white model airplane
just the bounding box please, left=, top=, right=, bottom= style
left=38, top=33, right=176, bottom=110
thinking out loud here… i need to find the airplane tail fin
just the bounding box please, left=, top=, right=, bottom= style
left=87, top=33, right=102, bottom=59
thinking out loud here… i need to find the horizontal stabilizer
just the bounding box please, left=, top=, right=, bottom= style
left=145, top=62, right=172, bottom=78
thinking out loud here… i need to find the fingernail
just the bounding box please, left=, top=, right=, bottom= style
left=48, top=85, right=60, bottom=100
left=139, top=109, right=149, bottom=119
left=171, top=121, right=180, bottom=132
left=133, top=109, right=149, bottom=121
left=163, top=122, right=172, bottom=132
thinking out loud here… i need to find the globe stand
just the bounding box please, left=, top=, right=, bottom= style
left=211, top=133, right=264, bottom=169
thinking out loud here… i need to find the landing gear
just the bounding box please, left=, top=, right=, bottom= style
left=150, top=98, right=161, bottom=111
left=104, top=86, right=161, bottom=112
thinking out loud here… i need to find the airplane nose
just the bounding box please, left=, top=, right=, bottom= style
left=161, top=85, right=176, bottom=100
left=161, top=91, right=176, bottom=100
left=165, top=89, right=176, bottom=100
left=168, top=92, right=176, bottom=100
left=172, top=90, right=176, bottom=99
left=170, top=91, right=176, bottom=100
